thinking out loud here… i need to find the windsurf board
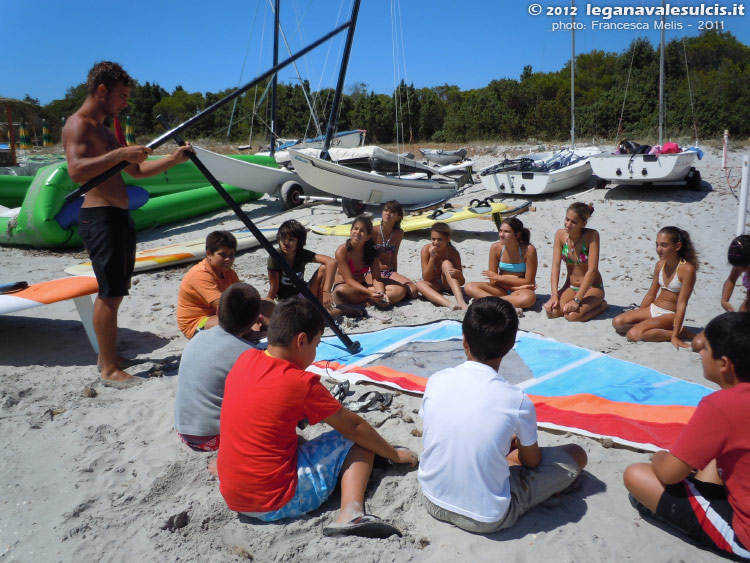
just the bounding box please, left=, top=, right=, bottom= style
left=311, top=200, right=531, bottom=236
left=64, top=224, right=292, bottom=277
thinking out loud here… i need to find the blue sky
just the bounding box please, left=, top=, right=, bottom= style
left=4, top=0, right=749, bottom=105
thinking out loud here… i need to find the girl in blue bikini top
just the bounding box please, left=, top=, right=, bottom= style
left=465, top=217, right=538, bottom=311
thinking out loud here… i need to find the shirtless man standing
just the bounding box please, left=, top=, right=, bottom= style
left=63, top=61, right=193, bottom=387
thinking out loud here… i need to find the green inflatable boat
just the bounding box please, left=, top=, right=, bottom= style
left=0, top=155, right=274, bottom=248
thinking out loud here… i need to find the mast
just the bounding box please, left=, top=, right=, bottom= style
left=570, top=0, right=576, bottom=147
left=658, top=0, right=665, bottom=146
left=270, top=0, right=280, bottom=157
left=321, top=0, right=362, bottom=158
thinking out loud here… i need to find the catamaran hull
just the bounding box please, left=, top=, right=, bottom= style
left=479, top=147, right=599, bottom=196
left=588, top=151, right=698, bottom=185
left=193, top=146, right=329, bottom=199
left=288, top=149, right=458, bottom=206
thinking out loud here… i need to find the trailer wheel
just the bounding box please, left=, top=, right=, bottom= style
left=281, top=182, right=304, bottom=209
left=342, top=198, right=366, bottom=217
left=686, top=168, right=701, bottom=191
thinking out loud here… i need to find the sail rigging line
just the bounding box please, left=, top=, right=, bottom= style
left=396, top=0, right=414, bottom=144
left=390, top=0, right=406, bottom=175
left=616, top=40, right=638, bottom=144
left=308, top=0, right=348, bottom=141
left=269, top=0, right=323, bottom=140
left=227, top=0, right=264, bottom=140
left=249, top=2, right=271, bottom=146
left=680, top=36, right=699, bottom=146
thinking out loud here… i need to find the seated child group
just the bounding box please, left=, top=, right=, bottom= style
left=172, top=199, right=750, bottom=555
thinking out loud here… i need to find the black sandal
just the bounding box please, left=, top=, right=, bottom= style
left=343, top=391, right=393, bottom=412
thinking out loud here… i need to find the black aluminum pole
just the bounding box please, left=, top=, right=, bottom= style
left=270, top=0, right=279, bottom=158
left=155, top=116, right=360, bottom=354
left=321, top=0, right=361, bottom=159
left=64, top=18, right=354, bottom=204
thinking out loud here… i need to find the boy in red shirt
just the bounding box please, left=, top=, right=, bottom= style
left=624, top=312, right=750, bottom=560
left=217, top=298, right=418, bottom=538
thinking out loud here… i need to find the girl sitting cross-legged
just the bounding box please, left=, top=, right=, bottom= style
left=416, top=222, right=468, bottom=311
left=612, top=226, right=698, bottom=348
left=332, top=216, right=407, bottom=314
left=465, top=217, right=537, bottom=313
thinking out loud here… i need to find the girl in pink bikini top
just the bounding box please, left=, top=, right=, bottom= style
left=723, top=234, right=750, bottom=313
left=331, top=216, right=407, bottom=312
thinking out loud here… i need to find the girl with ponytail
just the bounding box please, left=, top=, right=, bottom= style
left=465, top=217, right=538, bottom=313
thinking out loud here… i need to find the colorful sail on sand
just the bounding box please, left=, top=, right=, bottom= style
left=309, top=320, right=713, bottom=452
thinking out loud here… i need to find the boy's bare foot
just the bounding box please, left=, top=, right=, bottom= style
left=97, top=357, right=138, bottom=373
left=207, top=458, right=218, bottom=477
left=100, top=367, right=138, bottom=382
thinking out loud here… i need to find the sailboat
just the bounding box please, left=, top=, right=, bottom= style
left=587, top=1, right=701, bottom=188
left=287, top=148, right=459, bottom=209
left=477, top=3, right=601, bottom=196
left=287, top=3, right=460, bottom=215
left=195, top=0, right=352, bottom=209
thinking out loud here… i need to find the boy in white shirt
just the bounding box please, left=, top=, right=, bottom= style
left=418, top=296, right=588, bottom=533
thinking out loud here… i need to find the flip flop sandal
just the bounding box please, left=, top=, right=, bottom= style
left=343, top=391, right=393, bottom=412
left=329, top=380, right=350, bottom=403
left=322, top=514, right=403, bottom=539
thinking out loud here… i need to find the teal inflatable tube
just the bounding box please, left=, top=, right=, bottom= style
left=0, top=157, right=266, bottom=248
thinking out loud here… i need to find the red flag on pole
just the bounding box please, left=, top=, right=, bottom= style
left=113, top=117, right=127, bottom=146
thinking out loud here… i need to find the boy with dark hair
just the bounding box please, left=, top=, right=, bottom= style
left=265, top=219, right=337, bottom=311
left=624, top=312, right=750, bottom=560
left=218, top=298, right=418, bottom=538
left=419, top=296, right=587, bottom=533
left=174, top=283, right=263, bottom=452
left=63, top=60, right=193, bottom=386
left=177, top=231, right=245, bottom=338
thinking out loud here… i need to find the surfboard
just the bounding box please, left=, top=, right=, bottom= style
left=0, top=276, right=100, bottom=351
left=310, top=200, right=531, bottom=236
left=64, top=225, right=286, bottom=277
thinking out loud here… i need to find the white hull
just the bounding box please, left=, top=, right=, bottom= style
left=479, top=147, right=600, bottom=196
left=288, top=149, right=458, bottom=205
left=193, top=146, right=327, bottom=198
left=588, top=151, right=698, bottom=184
left=419, top=148, right=468, bottom=166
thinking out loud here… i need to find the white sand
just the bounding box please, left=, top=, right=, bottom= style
left=1, top=143, right=748, bottom=561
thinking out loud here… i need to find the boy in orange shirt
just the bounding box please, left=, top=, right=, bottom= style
left=218, top=298, right=418, bottom=537
left=177, top=231, right=241, bottom=339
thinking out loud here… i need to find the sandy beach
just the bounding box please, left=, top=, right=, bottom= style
left=1, top=142, right=748, bottom=562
